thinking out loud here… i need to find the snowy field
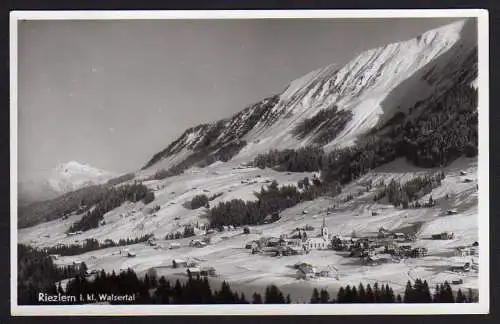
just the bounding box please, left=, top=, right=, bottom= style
left=19, top=156, right=479, bottom=302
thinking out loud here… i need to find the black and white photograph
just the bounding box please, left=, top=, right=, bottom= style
left=10, top=10, right=489, bottom=315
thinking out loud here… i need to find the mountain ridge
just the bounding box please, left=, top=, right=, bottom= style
left=141, top=19, right=476, bottom=174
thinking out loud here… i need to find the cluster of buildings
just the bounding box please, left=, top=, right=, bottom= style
left=245, top=218, right=332, bottom=256
left=455, top=242, right=479, bottom=257
left=171, top=258, right=217, bottom=277
left=294, top=262, right=336, bottom=280
left=431, top=232, right=455, bottom=240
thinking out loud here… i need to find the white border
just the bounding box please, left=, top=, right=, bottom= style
left=10, top=9, right=489, bottom=316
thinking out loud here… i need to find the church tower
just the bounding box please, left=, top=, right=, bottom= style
left=321, top=217, right=329, bottom=240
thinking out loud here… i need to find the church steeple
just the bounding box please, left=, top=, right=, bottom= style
left=321, top=217, right=328, bottom=239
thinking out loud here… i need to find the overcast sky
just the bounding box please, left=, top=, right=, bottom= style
left=17, top=17, right=463, bottom=179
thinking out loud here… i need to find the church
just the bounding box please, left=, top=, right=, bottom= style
left=304, top=217, right=330, bottom=250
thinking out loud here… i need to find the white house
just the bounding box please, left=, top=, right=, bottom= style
left=169, top=242, right=181, bottom=249
left=304, top=217, right=330, bottom=250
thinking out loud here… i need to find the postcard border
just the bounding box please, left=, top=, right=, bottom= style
left=10, top=9, right=490, bottom=316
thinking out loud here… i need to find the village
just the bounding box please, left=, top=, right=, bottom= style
left=55, top=207, right=478, bottom=287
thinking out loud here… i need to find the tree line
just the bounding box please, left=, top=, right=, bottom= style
left=253, top=146, right=325, bottom=172
left=292, top=105, right=353, bottom=145
left=208, top=179, right=341, bottom=227
left=43, top=234, right=154, bottom=257
left=373, top=172, right=445, bottom=208
left=68, top=183, right=155, bottom=232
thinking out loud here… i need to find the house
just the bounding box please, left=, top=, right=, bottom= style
left=455, top=247, right=471, bottom=257
left=411, top=247, right=428, bottom=258
left=318, top=269, right=333, bottom=277
left=394, top=233, right=406, bottom=241
left=200, top=267, right=216, bottom=277
left=189, top=240, right=206, bottom=248
left=127, top=251, right=136, bottom=258
left=431, top=232, right=454, bottom=240
left=267, top=237, right=281, bottom=247
left=169, top=242, right=181, bottom=249
left=172, top=259, right=188, bottom=268
left=187, top=267, right=201, bottom=276
left=296, top=263, right=317, bottom=280
left=377, top=227, right=392, bottom=239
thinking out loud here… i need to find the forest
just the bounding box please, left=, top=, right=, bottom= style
left=292, top=105, right=353, bottom=145
left=208, top=179, right=341, bottom=227
left=253, top=146, right=325, bottom=172
left=373, top=172, right=445, bottom=208
left=43, top=234, right=154, bottom=256
left=68, top=183, right=155, bottom=232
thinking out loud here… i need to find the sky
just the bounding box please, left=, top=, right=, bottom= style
left=17, top=16, right=463, bottom=180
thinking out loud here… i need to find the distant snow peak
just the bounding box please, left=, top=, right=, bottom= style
left=48, top=161, right=116, bottom=193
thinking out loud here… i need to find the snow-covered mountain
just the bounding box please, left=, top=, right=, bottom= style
left=142, top=19, right=477, bottom=173
left=47, top=161, right=116, bottom=193
left=19, top=161, right=116, bottom=204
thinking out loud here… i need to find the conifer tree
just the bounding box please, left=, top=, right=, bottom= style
left=442, top=282, right=455, bottom=303
left=357, top=283, right=366, bottom=302
left=456, top=289, right=467, bottom=303
left=320, top=289, right=330, bottom=303
left=373, top=282, right=381, bottom=302
left=310, top=288, right=320, bottom=303
left=365, top=284, right=375, bottom=303
left=337, top=287, right=346, bottom=303
left=252, top=292, right=263, bottom=304
left=404, top=280, right=414, bottom=303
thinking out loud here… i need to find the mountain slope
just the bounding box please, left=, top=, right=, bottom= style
left=142, top=19, right=477, bottom=174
